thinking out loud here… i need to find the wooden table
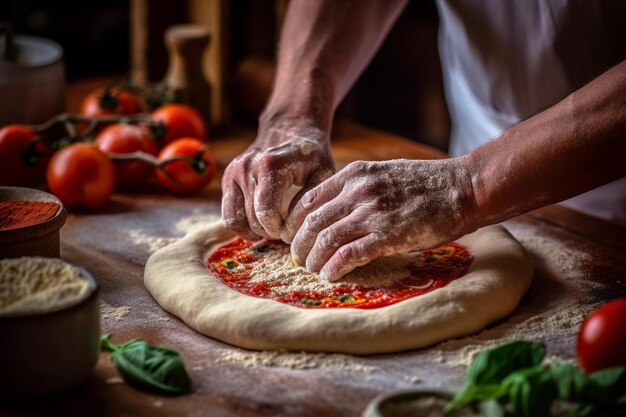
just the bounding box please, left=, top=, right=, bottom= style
left=2, top=120, right=625, bottom=417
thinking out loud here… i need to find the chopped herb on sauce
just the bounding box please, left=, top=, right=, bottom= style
left=339, top=294, right=357, bottom=303
left=302, top=299, right=322, bottom=306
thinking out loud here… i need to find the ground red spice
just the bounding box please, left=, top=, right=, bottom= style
left=0, top=201, right=60, bottom=231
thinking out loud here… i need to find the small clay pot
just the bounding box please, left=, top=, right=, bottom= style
left=362, top=388, right=475, bottom=417
left=0, top=264, right=100, bottom=402
left=0, top=187, right=67, bottom=259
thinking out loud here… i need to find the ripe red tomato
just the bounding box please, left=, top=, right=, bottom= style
left=156, top=138, right=217, bottom=195
left=0, top=124, right=48, bottom=186
left=80, top=87, right=143, bottom=117
left=95, top=123, right=158, bottom=189
left=577, top=298, right=626, bottom=373
left=47, top=143, right=115, bottom=210
left=151, top=104, right=207, bottom=145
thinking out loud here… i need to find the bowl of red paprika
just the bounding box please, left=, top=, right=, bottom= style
left=0, top=186, right=66, bottom=259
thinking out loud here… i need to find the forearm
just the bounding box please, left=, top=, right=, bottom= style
left=466, top=60, right=626, bottom=228
left=261, top=0, right=407, bottom=136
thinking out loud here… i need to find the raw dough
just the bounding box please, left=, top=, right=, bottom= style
left=144, top=221, right=532, bottom=354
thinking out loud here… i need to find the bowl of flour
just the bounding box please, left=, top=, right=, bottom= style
left=0, top=257, right=100, bottom=401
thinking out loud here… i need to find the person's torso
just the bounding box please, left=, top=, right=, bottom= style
left=436, top=0, right=626, bottom=225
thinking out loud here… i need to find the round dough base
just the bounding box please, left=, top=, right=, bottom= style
left=144, top=222, right=532, bottom=354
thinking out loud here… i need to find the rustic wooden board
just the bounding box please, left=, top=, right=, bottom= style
left=2, top=123, right=624, bottom=417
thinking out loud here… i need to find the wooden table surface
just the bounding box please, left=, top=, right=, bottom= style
left=2, top=119, right=625, bottom=417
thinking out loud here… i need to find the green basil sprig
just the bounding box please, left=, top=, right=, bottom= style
left=446, top=340, right=626, bottom=417
left=100, top=334, right=192, bottom=394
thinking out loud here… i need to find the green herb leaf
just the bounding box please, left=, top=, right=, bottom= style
left=339, top=294, right=356, bottom=303
left=223, top=260, right=236, bottom=269
left=100, top=334, right=192, bottom=394
left=447, top=341, right=545, bottom=411
left=302, top=299, right=322, bottom=306
left=502, top=365, right=555, bottom=417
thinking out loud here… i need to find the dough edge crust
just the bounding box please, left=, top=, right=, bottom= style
left=144, top=222, right=533, bottom=354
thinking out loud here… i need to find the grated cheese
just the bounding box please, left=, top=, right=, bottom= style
left=248, top=242, right=425, bottom=296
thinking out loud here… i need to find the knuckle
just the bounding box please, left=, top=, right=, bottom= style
left=318, top=228, right=337, bottom=249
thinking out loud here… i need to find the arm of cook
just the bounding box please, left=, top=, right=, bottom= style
left=288, top=61, right=626, bottom=282
left=221, top=0, right=408, bottom=241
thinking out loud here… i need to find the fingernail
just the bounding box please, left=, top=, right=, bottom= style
left=292, top=255, right=302, bottom=266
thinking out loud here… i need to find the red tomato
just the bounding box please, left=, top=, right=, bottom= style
left=151, top=104, right=207, bottom=145
left=47, top=143, right=115, bottom=210
left=80, top=87, right=143, bottom=117
left=577, top=298, right=626, bottom=373
left=0, top=124, right=48, bottom=186
left=156, top=138, right=217, bottom=195
left=95, top=123, right=158, bottom=189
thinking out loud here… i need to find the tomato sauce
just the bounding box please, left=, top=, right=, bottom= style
left=208, top=237, right=473, bottom=309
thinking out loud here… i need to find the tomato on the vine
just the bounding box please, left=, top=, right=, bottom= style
left=95, top=123, right=157, bottom=189
left=156, top=138, right=217, bottom=195
left=0, top=124, right=48, bottom=186
left=80, top=87, right=143, bottom=117
left=577, top=298, right=626, bottom=373
left=151, top=104, right=207, bottom=145
left=47, top=143, right=115, bottom=210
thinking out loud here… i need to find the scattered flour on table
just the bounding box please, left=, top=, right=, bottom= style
left=127, top=213, right=221, bottom=254
left=219, top=349, right=376, bottom=373
left=100, top=301, right=131, bottom=320
left=426, top=223, right=599, bottom=367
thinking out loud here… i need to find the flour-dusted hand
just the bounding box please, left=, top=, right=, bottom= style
left=286, top=158, right=479, bottom=281
left=221, top=121, right=335, bottom=240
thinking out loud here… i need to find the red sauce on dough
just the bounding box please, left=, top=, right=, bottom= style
left=208, top=237, right=473, bottom=309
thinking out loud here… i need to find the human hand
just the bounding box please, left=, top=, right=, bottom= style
left=286, top=158, right=478, bottom=281
left=221, top=121, right=335, bottom=241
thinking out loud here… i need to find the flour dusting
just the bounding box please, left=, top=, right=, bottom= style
left=100, top=301, right=131, bottom=320
left=247, top=240, right=434, bottom=296
left=219, top=349, right=376, bottom=373
left=128, top=212, right=221, bottom=254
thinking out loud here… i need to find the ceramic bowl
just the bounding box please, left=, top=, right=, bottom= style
left=0, top=263, right=100, bottom=402
left=362, top=388, right=460, bottom=417
left=0, top=187, right=67, bottom=259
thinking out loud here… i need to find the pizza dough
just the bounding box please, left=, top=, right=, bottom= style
left=144, top=221, right=533, bottom=354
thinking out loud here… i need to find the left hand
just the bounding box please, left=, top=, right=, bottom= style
left=285, top=158, right=479, bottom=281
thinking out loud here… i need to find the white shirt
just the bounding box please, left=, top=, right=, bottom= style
left=436, top=0, right=626, bottom=226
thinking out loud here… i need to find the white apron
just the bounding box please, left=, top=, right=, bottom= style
left=436, top=0, right=626, bottom=226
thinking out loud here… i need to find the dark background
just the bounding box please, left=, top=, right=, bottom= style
left=0, top=0, right=450, bottom=150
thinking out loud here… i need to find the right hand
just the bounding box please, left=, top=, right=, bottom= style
left=221, top=121, right=335, bottom=241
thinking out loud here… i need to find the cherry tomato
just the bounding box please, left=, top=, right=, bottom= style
left=151, top=104, right=207, bottom=145
left=95, top=123, right=158, bottom=189
left=156, top=138, right=217, bottom=195
left=0, top=124, right=48, bottom=186
left=80, top=87, right=143, bottom=117
left=577, top=298, right=626, bottom=373
left=47, top=143, right=115, bottom=210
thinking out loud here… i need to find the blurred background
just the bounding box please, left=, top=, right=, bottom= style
left=0, top=0, right=451, bottom=151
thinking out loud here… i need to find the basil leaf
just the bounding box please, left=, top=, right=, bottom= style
left=588, top=367, right=626, bottom=400
left=467, top=341, right=546, bottom=386
left=448, top=341, right=545, bottom=411
left=502, top=365, right=555, bottom=417
left=100, top=334, right=192, bottom=394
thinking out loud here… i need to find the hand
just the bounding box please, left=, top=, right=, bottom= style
left=221, top=121, right=335, bottom=240
left=286, top=158, right=479, bottom=281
